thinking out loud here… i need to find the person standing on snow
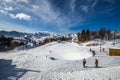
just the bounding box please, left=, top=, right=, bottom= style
left=83, top=58, right=86, bottom=68
left=89, top=48, right=92, bottom=52
left=103, top=48, right=105, bottom=52
left=92, top=50, right=96, bottom=57
left=95, top=58, right=99, bottom=68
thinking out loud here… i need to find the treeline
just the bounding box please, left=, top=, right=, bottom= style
left=0, top=35, right=13, bottom=47
left=77, top=28, right=120, bottom=42
left=0, top=35, right=72, bottom=51
left=0, top=35, right=13, bottom=51
left=0, top=35, right=27, bottom=51
left=39, top=36, right=72, bottom=45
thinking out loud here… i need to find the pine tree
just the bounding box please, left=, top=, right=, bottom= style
left=107, top=30, right=111, bottom=40
left=99, top=28, right=106, bottom=40
left=77, top=32, right=81, bottom=42
left=86, top=29, right=91, bottom=41
left=81, top=29, right=86, bottom=42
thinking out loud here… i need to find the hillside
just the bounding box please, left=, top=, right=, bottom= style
left=0, top=40, right=120, bottom=80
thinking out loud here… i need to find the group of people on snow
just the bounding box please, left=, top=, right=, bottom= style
left=90, top=47, right=105, bottom=57
left=83, top=58, right=99, bottom=68
left=89, top=49, right=96, bottom=57
left=100, top=47, right=105, bottom=52
left=83, top=48, right=100, bottom=68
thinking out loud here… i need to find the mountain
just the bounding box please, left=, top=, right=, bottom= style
left=0, top=30, right=58, bottom=40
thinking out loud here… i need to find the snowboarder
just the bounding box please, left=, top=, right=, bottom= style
left=83, top=58, right=86, bottom=68
left=92, top=50, right=96, bottom=57
left=95, top=58, right=99, bottom=68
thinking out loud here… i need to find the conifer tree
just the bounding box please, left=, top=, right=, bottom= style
left=81, top=29, right=86, bottom=42
left=86, top=29, right=91, bottom=41
left=77, top=32, right=81, bottom=42
left=99, top=28, right=106, bottom=40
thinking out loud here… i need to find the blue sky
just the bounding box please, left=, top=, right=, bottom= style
left=0, top=0, right=120, bottom=33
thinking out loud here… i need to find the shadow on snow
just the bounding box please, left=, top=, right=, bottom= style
left=0, top=59, right=41, bottom=80
left=85, top=66, right=105, bottom=68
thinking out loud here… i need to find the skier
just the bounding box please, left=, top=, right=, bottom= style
left=95, top=58, right=99, bottom=68
left=89, top=48, right=92, bottom=52
left=92, top=50, right=96, bottom=57
left=100, top=47, right=102, bottom=52
left=83, top=58, right=86, bottom=68
left=103, top=48, right=105, bottom=52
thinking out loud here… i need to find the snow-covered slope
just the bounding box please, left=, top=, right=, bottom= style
left=0, top=41, right=120, bottom=80
left=44, top=42, right=92, bottom=60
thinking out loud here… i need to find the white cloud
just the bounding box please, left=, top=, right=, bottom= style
left=32, top=5, right=39, bottom=9
left=81, top=5, right=89, bottom=13
left=91, top=0, right=99, bottom=8
left=26, top=0, right=70, bottom=27
left=1, top=0, right=82, bottom=32
left=0, top=21, right=34, bottom=33
left=70, top=0, right=76, bottom=13
left=0, top=10, right=8, bottom=14
left=9, top=13, right=16, bottom=18
left=3, top=0, right=29, bottom=3
left=16, top=13, right=31, bottom=20
left=9, top=13, right=31, bottom=21
left=3, top=0, right=13, bottom=3
left=16, top=0, right=29, bottom=3
left=4, top=6, right=13, bottom=11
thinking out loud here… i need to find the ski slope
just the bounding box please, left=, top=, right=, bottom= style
left=44, top=42, right=92, bottom=60
left=0, top=41, right=120, bottom=80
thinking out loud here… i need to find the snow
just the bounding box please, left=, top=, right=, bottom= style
left=44, top=42, right=92, bottom=60
left=0, top=40, right=120, bottom=80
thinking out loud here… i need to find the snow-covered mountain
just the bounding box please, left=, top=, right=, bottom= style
left=0, top=30, right=58, bottom=40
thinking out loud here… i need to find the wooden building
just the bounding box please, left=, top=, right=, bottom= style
left=109, top=48, right=120, bottom=56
